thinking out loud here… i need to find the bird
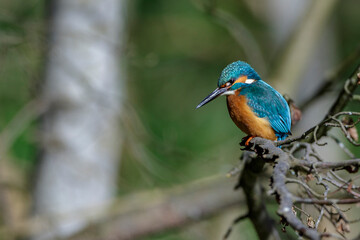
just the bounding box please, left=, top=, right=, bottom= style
left=196, top=61, right=291, bottom=145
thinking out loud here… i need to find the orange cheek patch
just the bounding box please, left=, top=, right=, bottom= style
left=234, top=76, right=247, bottom=84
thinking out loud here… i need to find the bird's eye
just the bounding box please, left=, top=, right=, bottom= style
left=225, top=78, right=236, bottom=87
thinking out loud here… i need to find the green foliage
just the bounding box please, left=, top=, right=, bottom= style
left=0, top=0, right=45, bottom=167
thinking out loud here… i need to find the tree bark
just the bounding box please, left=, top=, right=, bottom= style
left=33, top=0, right=126, bottom=238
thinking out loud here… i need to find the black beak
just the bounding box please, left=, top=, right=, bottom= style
left=196, top=87, right=228, bottom=109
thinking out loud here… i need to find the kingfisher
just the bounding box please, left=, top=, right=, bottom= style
left=196, top=61, right=291, bottom=144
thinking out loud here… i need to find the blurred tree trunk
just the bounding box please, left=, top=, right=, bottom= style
left=33, top=0, right=126, bottom=238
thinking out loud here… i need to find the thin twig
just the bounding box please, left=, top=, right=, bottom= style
left=223, top=213, right=249, bottom=240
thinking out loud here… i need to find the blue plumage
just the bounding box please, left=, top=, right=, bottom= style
left=238, top=80, right=291, bottom=140
left=218, top=61, right=261, bottom=87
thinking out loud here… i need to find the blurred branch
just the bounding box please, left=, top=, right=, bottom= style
left=67, top=176, right=240, bottom=240
left=299, top=45, right=360, bottom=109
left=0, top=99, right=47, bottom=157
left=0, top=99, right=47, bottom=228
left=0, top=160, right=26, bottom=231
left=191, top=0, right=267, bottom=74
left=223, top=213, right=249, bottom=240
left=0, top=176, right=243, bottom=240
left=271, top=0, right=339, bottom=94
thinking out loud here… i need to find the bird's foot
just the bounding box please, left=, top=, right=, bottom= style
left=241, top=136, right=255, bottom=147
left=245, top=136, right=255, bottom=146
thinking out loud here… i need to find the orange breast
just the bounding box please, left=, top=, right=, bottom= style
left=226, top=94, right=277, bottom=140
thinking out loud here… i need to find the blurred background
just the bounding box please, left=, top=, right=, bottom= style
left=0, top=0, right=360, bottom=239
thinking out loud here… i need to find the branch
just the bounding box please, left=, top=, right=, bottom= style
left=240, top=132, right=360, bottom=239
left=294, top=198, right=360, bottom=205
left=277, top=112, right=360, bottom=146
left=291, top=158, right=360, bottom=172
left=238, top=151, right=281, bottom=240
left=311, top=64, right=360, bottom=141
left=243, top=137, right=321, bottom=240
left=276, top=63, right=360, bottom=146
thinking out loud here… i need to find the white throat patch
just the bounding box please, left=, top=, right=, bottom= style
left=221, top=90, right=236, bottom=95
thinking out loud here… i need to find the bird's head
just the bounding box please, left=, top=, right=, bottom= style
left=196, top=61, right=261, bottom=109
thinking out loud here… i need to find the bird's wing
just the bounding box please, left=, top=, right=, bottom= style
left=243, top=81, right=291, bottom=135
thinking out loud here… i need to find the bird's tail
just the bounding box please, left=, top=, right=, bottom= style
left=276, top=130, right=292, bottom=141
left=276, top=133, right=289, bottom=148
